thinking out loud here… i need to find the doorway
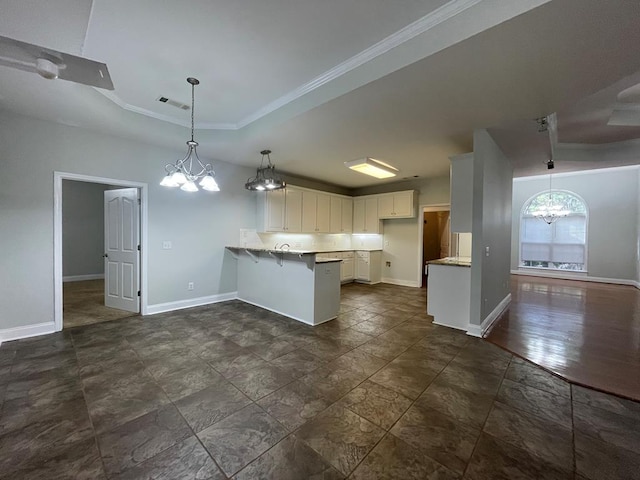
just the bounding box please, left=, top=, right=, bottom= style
left=420, top=205, right=452, bottom=287
left=54, top=172, right=148, bottom=332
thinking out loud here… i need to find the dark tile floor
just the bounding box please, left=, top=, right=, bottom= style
left=1, top=283, right=639, bottom=479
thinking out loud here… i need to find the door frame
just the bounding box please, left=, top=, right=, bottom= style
left=417, top=203, right=451, bottom=285
left=53, top=172, right=149, bottom=332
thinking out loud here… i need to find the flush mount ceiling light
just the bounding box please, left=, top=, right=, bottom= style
left=160, top=77, right=219, bottom=192
left=344, top=157, right=398, bottom=179
left=245, top=149, right=286, bottom=191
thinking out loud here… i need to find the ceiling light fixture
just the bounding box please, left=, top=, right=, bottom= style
left=344, top=157, right=398, bottom=179
left=160, top=77, right=219, bottom=192
left=530, top=173, right=570, bottom=224
left=245, top=149, right=286, bottom=191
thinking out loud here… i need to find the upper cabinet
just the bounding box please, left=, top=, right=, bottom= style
left=449, top=153, right=474, bottom=233
left=329, top=196, right=353, bottom=234
left=263, top=187, right=302, bottom=232
left=377, top=191, right=416, bottom=218
left=302, top=191, right=331, bottom=233
left=353, top=197, right=381, bottom=234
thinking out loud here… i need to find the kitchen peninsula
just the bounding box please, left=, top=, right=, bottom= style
left=426, top=256, right=472, bottom=332
left=226, top=246, right=341, bottom=325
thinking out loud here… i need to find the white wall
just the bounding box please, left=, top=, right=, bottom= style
left=511, top=166, right=639, bottom=282
left=62, top=180, right=110, bottom=279
left=470, top=129, right=513, bottom=328
left=0, top=111, right=257, bottom=331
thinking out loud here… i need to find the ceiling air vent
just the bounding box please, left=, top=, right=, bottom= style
left=156, top=96, right=190, bottom=110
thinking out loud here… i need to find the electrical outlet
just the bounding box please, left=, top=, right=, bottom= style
left=162, top=241, right=172, bottom=250
left=188, top=282, right=194, bottom=290
left=386, top=261, right=391, bottom=267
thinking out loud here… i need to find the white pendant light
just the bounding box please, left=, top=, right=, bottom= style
left=160, top=77, right=219, bottom=193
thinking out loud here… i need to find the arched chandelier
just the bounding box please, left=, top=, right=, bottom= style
left=530, top=174, right=570, bottom=224
left=245, top=149, right=286, bottom=191
left=160, top=77, right=220, bottom=192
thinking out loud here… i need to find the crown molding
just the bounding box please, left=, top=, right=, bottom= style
left=94, top=0, right=483, bottom=131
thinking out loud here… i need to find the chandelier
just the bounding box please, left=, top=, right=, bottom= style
left=160, top=77, right=220, bottom=192
left=531, top=174, right=570, bottom=224
left=245, top=149, right=286, bottom=191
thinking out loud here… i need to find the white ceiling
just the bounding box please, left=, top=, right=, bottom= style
left=2, top=0, right=640, bottom=187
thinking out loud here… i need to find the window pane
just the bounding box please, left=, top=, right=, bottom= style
left=522, top=217, right=552, bottom=242
left=551, top=244, right=585, bottom=263
left=522, top=242, right=551, bottom=262
left=554, top=216, right=586, bottom=243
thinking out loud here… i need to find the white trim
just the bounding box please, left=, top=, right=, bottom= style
left=63, top=274, right=105, bottom=282
left=93, top=0, right=481, bottom=131
left=235, top=296, right=335, bottom=326
left=511, top=269, right=638, bottom=287
left=514, top=163, right=640, bottom=181
left=54, top=172, right=149, bottom=332
left=418, top=203, right=452, bottom=287
left=466, top=293, right=511, bottom=338
left=381, top=277, right=421, bottom=288
left=0, top=322, right=56, bottom=345
left=146, top=292, right=238, bottom=315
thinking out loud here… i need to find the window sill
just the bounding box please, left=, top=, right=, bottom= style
left=518, top=266, right=588, bottom=275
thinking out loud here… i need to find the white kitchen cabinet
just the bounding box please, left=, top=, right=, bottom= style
left=341, top=251, right=355, bottom=282
left=450, top=153, right=474, bottom=232
left=355, top=250, right=381, bottom=283
left=264, top=187, right=302, bottom=232
left=353, top=197, right=381, bottom=234
left=378, top=191, right=416, bottom=218
left=330, top=196, right=353, bottom=234
left=302, top=191, right=330, bottom=233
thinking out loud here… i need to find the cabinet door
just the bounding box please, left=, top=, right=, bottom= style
left=378, top=195, right=394, bottom=218
left=391, top=191, right=414, bottom=217
left=353, top=198, right=366, bottom=233
left=285, top=188, right=303, bottom=232
left=342, top=258, right=354, bottom=280
left=301, top=190, right=317, bottom=232
left=265, top=189, right=285, bottom=231
left=364, top=197, right=379, bottom=233
left=341, top=198, right=353, bottom=233
left=330, top=196, right=342, bottom=233
left=355, top=252, right=370, bottom=280
left=316, top=193, right=331, bottom=233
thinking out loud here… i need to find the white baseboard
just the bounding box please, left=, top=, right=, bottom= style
left=146, top=292, right=238, bottom=315
left=63, top=274, right=105, bottom=282
left=511, top=269, right=638, bottom=288
left=0, top=322, right=56, bottom=345
left=381, top=277, right=421, bottom=288
left=466, top=293, right=511, bottom=338
left=235, top=296, right=333, bottom=326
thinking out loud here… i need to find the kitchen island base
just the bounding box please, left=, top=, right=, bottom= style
left=229, top=247, right=341, bottom=326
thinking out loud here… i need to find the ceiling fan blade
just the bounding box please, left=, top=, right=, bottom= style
left=0, top=35, right=114, bottom=90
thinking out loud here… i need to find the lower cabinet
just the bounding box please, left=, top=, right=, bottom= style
left=355, top=251, right=382, bottom=284
left=341, top=251, right=354, bottom=282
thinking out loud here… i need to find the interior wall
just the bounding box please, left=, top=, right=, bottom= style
left=511, top=166, right=639, bottom=281
left=470, top=129, right=513, bottom=327
left=0, top=110, right=257, bottom=331
left=62, top=180, right=110, bottom=279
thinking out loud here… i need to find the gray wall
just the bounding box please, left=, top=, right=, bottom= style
left=470, top=130, right=513, bottom=327
left=511, top=166, right=639, bottom=281
left=0, top=110, right=257, bottom=330
left=62, top=181, right=110, bottom=278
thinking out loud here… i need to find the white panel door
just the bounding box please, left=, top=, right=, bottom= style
left=104, top=188, right=140, bottom=312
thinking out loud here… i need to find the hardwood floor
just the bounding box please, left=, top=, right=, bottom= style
left=63, top=279, right=136, bottom=328
left=487, top=275, right=640, bottom=401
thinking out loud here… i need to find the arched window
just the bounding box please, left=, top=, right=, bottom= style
left=520, top=190, right=588, bottom=271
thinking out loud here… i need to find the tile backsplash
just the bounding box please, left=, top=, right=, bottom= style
left=238, top=229, right=383, bottom=251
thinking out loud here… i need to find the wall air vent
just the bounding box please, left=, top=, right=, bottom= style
left=156, top=96, right=190, bottom=110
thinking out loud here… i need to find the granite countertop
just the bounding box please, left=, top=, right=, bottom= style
left=315, top=258, right=342, bottom=263
left=427, top=256, right=472, bottom=267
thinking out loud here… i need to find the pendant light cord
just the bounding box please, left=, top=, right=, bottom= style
left=190, top=81, right=195, bottom=142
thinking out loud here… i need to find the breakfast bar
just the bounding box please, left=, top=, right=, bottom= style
left=226, top=246, right=341, bottom=325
